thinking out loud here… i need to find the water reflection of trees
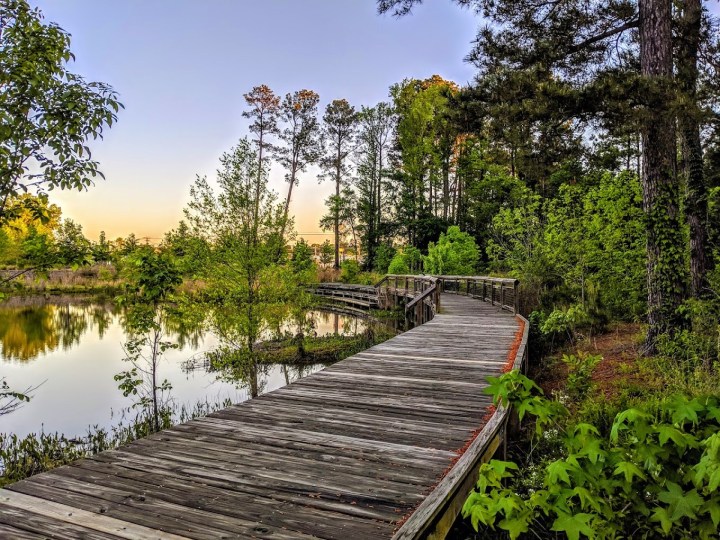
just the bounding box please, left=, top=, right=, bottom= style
left=0, top=300, right=119, bottom=362
left=0, top=299, right=375, bottom=373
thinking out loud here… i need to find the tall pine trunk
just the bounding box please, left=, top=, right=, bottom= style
left=678, top=0, right=713, bottom=297
left=640, top=0, right=686, bottom=351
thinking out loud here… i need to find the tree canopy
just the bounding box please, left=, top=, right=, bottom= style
left=0, top=0, right=122, bottom=223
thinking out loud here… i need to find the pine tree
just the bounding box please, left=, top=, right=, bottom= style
left=319, top=99, right=357, bottom=269
left=276, top=90, right=322, bottom=240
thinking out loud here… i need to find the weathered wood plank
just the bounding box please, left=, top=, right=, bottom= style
left=0, top=490, right=191, bottom=540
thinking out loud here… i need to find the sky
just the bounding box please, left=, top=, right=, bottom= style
left=30, top=0, right=480, bottom=243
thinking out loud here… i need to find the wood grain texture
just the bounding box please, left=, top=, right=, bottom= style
left=0, top=288, right=525, bottom=540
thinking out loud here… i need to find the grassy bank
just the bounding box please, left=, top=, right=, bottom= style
left=0, top=265, right=124, bottom=296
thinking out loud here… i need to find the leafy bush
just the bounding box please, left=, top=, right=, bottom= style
left=373, top=243, right=396, bottom=273
left=388, top=246, right=422, bottom=274
left=339, top=259, right=361, bottom=283
left=540, top=304, right=591, bottom=344
left=563, top=351, right=602, bottom=401
left=423, top=225, right=479, bottom=275
left=463, top=370, right=720, bottom=539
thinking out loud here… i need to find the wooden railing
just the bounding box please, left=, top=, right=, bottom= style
left=375, top=274, right=440, bottom=326
left=307, top=282, right=380, bottom=308
left=311, top=274, right=520, bottom=325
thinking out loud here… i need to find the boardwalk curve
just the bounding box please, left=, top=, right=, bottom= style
left=0, top=276, right=528, bottom=540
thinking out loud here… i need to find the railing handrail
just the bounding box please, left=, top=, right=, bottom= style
left=405, top=277, right=438, bottom=310
left=436, top=275, right=518, bottom=285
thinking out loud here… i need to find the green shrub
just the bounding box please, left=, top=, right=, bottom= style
left=423, top=225, right=479, bottom=275
left=339, top=260, right=361, bottom=283
left=563, top=351, right=602, bottom=401
left=463, top=370, right=720, bottom=539
left=388, top=246, right=422, bottom=274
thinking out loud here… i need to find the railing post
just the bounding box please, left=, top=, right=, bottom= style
left=500, top=284, right=505, bottom=311
left=513, top=280, right=519, bottom=315
left=491, top=283, right=495, bottom=306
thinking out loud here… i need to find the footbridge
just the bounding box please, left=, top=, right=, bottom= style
left=0, top=275, right=528, bottom=540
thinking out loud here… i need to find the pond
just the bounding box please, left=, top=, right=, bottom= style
left=0, top=295, right=371, bottom=439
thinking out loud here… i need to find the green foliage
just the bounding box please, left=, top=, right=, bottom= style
left=319, top=240, right=334, bottom=268
left=388, top=246, right=422, bottom=274
left=184, top=138, right=301, bottom=397
left=487, top=172, right=646, bottom=319
left=373, top=243, right=396, bottom=273
left=0, top=398, right=232, bottom=487
left=465, top=370, right=720, bottom=539
left=160, top=220, right=209, bottom=277
left=486, top=185, right=547, bottom=280
left=423, top=226, right=479, bottom=275
left=339, top=259, right=361, bottom=283
left=540, top=304, right=591, bottom=344
left=291, top=238, right=315, bottom=276
left=0, top=377, right=30, bottom=416
left=0, top=0, right=122, bottom=222
left=54, top=219, right=91, bottom=267
left=562, top=351, right=602, bottom=401
left=116, top=247, right=181, bottom=432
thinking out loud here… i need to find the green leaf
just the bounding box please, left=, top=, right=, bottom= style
left=551, top=512, right=595, bottom=540
left=701, top=498, right=720, bottom=527
left=656, top=424, right=695, bottom=450
left=572, top=486, right=604, bottom=513
left=547, top=460, right=573, bottom=486
left=613, top=461, right=646, bottom=483
left=611, top=408, right=651, bottom=442
left=665, top=395, right=704, bottom=426
left=650, top=506, right=673, bottom=534
left=498, top=509, right=533, bottom=540
left=657, top=482, right=703, bottom=522
left=577, top=439, right=606, bottom=464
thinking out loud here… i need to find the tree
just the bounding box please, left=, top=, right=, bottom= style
left=242, top=85, right=280, bottom=232
left=291, top=238, right=315, bottom=275
left=276, top=90, right=322, bottom=239
left=115, top=247, right=182, bottom=433
left=184, top=138, right=293, bottom=398
left=355, top=102, right=395, bottom=269
left=160, top=220, right=209, bottom=277
left=55, top=218, right=90, bottom=266
left=0, top=0, right=122, bottom=222
left=677, top=0, right=714, bottom=297
left=319, top=239, right=334, bottom=268
left=388, top=246, right=423, bottom=274
left=320, top=186, right=360, bottom=262
left=424, top=226, right=479, bottom=275
left=92, top=231, right=112, bottom=263
left=0, top=193, right=60, bottom=269
left=319, top=99, right=357, bottom=269
left=390, top=76, right=458, bottom=247
left=639, top=0, right=686, bottom=346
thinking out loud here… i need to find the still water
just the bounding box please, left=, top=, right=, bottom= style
left=0, top=295, right=367, bottom=438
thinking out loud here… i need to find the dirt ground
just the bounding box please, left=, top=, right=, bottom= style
left=531, top=322, right=645, bottom=399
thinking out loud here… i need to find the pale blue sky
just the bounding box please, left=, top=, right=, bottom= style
left=32, top=1, right=479, bottom=242
left=32, top=1, right=720, bottom=242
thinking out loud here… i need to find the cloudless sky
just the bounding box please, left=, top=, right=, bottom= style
left=31, top=0, right=480, bottom=242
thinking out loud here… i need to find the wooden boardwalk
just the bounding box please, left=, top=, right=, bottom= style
left=0, top=292, right=525, bottom=540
